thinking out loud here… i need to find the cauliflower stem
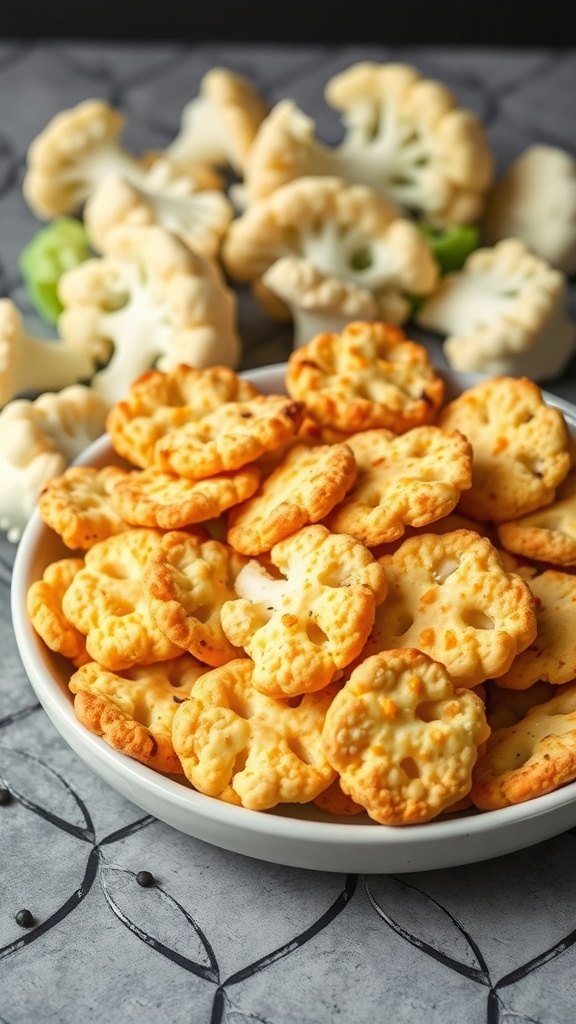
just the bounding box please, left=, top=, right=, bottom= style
left=0, top=299, right=98, bottom=406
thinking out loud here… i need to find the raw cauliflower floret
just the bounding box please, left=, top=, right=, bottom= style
left=57, top=224, right=241, bottom=405
left=23, top=97, right=232, bottom=255
left=23, top=99, right=136, bottom=217
left=0, top=298, right=100, bottom=407
left=83, top=159, right=233, bottom=258
left=0, top=385, right=109, bottom=542
left=243, top=61, right=493, bottom=227
left=166, top=66, right=269, bottom=175
left=222, top=175, right=439, bottom=337
left=482, top=145, right=576, bottom=275
left=415, top=238, right=576, bottom=381
left=262, top=256, right=385, bottom=348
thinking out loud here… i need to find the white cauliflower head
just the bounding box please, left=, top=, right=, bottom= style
left=482, top=145, right=576, bottom=275
left=83, top=158, right=233, bottom=257
left=57, top=224, right=241, bottom=404
left=415, top=237, right=576, bottom=381
left=0, top=385, right=109, bottom=542
left=166, top=66, right=269, bottom=175
left=243, top=61, right=493, bottom=227
left=262, top=256, right=383, bottom=348
left=23, top=99, right=130, bottom=218
left=31, top=384, right=110, bottom=461
left=222, top=175, right=439, bottom=330
left=23, top=98, right=220, bottom=225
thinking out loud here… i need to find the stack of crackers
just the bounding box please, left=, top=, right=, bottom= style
left=26, top=321, right=576, bottom=826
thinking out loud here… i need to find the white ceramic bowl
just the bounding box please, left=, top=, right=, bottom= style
left=11, top=364, right=576, bottom=874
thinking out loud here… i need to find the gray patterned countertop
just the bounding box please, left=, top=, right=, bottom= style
left=2, top=42, right=576, bottom=1024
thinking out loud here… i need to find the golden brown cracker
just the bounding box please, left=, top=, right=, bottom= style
left=325, top=426, right=472, bottom=546
left=110, top=464, right=261, bottom=530
left=27, top=557, right=89, bottom=665
left=285, top=320, right=445, bottom=434
left=312, top=778, right=365, bottom=817
left=321, top=648, right=490, bottom=825
left=220, top=523, right=388, bottom=697
left=106, top=363, right=260, bottom=468
left=470, top=682, right=576, bottom=809
left=227, top=441, right=357, bottom=555
left=61, top=527, right=183, bottom=670
left=154, top=395, right=305, bottom=479
left=438, top=375, right=572, bottom=522
left=143, top=530, right=248, bottom=666
left=70, top=654, right=209, bottom=773
left=363, top=529, right=537, bottom=688
left=171, top=657, right=337, bottom=809
left=39, top=465, right=131, bottom=550
left=493, top=569, right=576, bottom=690
left=496, top=468, right=576, bottom=566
